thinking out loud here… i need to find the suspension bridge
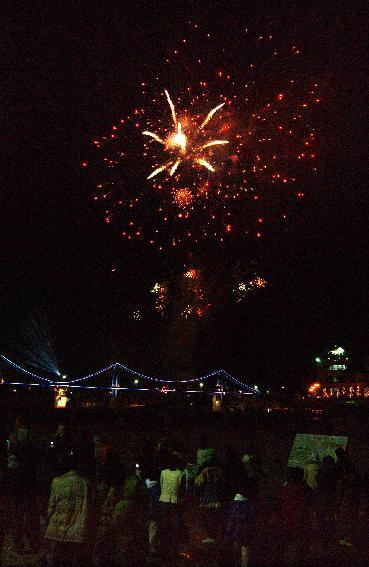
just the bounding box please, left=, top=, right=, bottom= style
left=0, top=354, right=258, bottom=398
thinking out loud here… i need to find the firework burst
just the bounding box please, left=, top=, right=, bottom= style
left=143, top=263, right=267, bottom=320
left=233, top=276, right=267, bottom=303
left=87, top=23, right=321, bottom=250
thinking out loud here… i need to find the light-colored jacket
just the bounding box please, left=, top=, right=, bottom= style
left=44, top=470, right=90, bottom=543
left=159, top=469, right=183, bottom=504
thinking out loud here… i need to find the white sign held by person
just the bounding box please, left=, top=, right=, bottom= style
left=288, top=433, right=348, bottom=467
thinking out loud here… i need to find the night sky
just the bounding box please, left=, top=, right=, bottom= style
left=2, top=2, right=367, bottom=387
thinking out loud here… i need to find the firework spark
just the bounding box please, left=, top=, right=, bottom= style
left=150, top=282, right=169, bottom=315
left=234, top=276, right=267, bottom=302
left=148, top=265, right=267, bottom=318
left=143, top=90, right=229, bottom=180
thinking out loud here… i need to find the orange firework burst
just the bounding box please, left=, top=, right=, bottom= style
left=184, top=268, right=199, bottom=279
left=173, top=188, right=193, bottom=208
left=88, top=22, right=321, bottom=250
left=251, top=276, right=267, bottom=288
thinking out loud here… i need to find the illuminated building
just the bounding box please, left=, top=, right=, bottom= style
left=308, top=346, right=369, bottom=400
left=326, top=346, right=349, bottom=375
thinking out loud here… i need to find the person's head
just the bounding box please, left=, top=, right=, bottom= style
left=15, top=413, right=29, bottom=429
left=15, top=415, right=22, bottom=429
left=167, top=452, right=181, bottom=471
left=142, top=434, right=155, bottom=452
left=199, top=434, right=210, bottom=449
left=70, top=446, right=84, bottom=473
left=322, top=455, right=335, bottom=468
left=56, top=448, right=73, bottom=475
left=286, top=466, right=304, bottom=483
left=335, top=447, right=345, bottom=461
left=204, top=453, right=220, bottom=469
left=322, top=455, right=334, bottom=466
left=102, top=450, right=125, bottom=486
left=70, top=443, right=95, bottom=477
left=156, top=437, right=169, bottom=452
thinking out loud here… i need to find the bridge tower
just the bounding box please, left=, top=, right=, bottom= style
left=111, top=365, right=120, bottom=399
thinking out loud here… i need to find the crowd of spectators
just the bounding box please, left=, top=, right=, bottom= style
left=0, top=412, right=368, bottom=566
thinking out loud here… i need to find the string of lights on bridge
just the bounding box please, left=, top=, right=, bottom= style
left=0, top=354, right=258, bottom=393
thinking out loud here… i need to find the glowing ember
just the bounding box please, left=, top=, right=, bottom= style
left=184, top=268, right=198, bottom=279
left=251, top=276, right=267, bottom=288
left=234, top=276, right=267, bottom=302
